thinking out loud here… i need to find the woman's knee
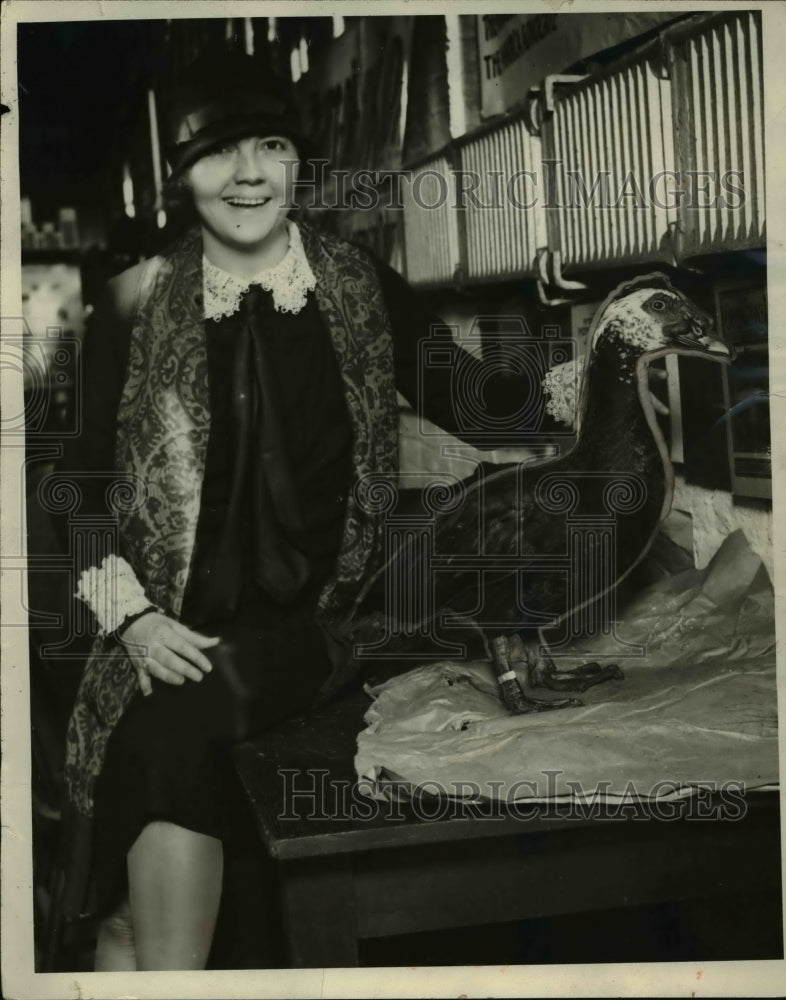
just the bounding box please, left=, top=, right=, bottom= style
left=130, top=819, right=223, bottom=863
left=98, top=896, right=135, bottom=948
left=94, top=896, right=137, bottom=971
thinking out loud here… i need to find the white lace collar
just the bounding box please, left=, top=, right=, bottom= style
left=202, top=221, right=317, bottom=319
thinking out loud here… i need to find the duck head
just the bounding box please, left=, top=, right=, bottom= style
left=591, top=273, right=735, bottom=365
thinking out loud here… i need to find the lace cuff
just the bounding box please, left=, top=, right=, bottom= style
left=75, top=554, right=157, bottom=636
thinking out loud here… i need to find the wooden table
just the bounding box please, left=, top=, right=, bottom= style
left=233, top=689, right=781, bottom=968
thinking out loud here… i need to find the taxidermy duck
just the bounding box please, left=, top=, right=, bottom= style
left=351, top=273, right=735, bottom=714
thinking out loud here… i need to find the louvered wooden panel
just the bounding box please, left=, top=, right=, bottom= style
left=549, top=57, right=676, bottom=272
left=402, top=156, right=461, bottom=286
left=673, top=11, right=765, bottom=257
left=460, top=117, right=545, bottom=281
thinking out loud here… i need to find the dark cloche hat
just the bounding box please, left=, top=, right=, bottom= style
left=164, top=49, right=309, bottom=176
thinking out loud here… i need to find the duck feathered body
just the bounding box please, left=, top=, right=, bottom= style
left=352, top=274, right=732, bottom=712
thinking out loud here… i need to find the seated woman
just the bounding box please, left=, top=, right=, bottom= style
left=55, top=48, right=543, bottom=971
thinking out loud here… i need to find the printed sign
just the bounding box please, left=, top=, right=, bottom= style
left=478, top=12, right=679, bottom=118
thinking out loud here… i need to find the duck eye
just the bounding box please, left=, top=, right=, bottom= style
left=650, top=298, right=666, bottom=311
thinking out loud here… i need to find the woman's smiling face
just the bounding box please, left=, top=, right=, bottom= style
left=186, top=134, right=299, bottom=254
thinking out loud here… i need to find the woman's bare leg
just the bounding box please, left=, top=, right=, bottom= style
left=94, top=896, right=137, bottom=971
left=127, top=820, right=223, bottom=970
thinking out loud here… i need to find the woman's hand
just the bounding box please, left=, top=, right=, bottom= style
left=118, top=612, right=220, bottom=696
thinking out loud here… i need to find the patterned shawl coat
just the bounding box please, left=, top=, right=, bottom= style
left=63, top=222, right=400, bottom=831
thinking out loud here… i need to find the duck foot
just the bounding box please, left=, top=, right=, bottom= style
left=538, top=663, right=625, bottom=691
left=498, top=676, right=583, bottom=714
left=509, top=636, right=624, bottom=691
left=491, top=635, right=583, bottom=715
left=529, top=655, right=624, bottom=693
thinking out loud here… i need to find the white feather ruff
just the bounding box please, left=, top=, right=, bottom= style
left=542, top=356, right=585, bottom=427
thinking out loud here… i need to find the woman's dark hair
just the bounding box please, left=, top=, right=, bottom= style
left=161, top=171, right=199, bottom=227
left=162, top=48, right=311, bottom=179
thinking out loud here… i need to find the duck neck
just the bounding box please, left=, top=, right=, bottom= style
left=574, top=336, right=662, bottom=476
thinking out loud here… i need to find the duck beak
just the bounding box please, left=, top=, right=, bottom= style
left=677, top=321, right=736, bottom=362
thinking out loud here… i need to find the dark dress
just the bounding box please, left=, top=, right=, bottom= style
left=61, top=255, right=538, bottom=913
left=91, top=287, right=356, bottom=912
